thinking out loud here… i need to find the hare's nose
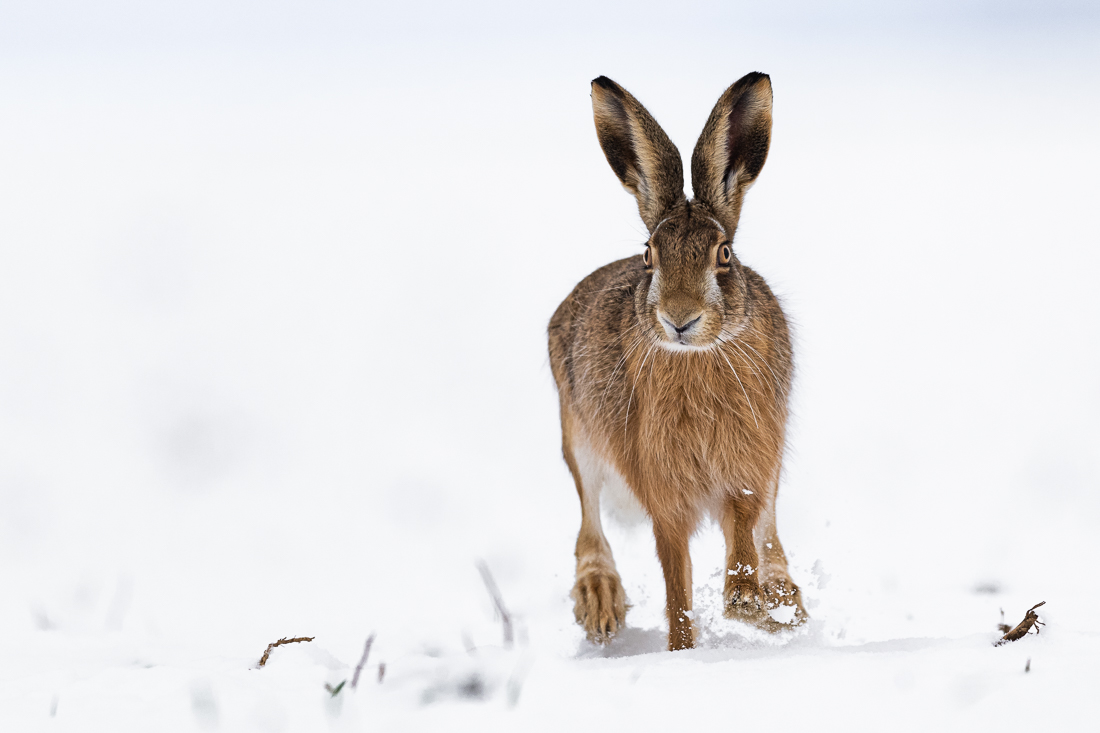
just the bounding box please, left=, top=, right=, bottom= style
left=659, top=311, right=703, bottom=335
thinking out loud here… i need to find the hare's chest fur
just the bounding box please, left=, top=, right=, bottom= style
left=616, top=347, right=782, bottom=512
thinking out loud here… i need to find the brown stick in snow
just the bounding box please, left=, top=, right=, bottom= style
left=350, top=633, right=375, bottom=689
left=258, top=636, right=315, bottom=667
left=477, top=561, right=514, bottom=648
left=995, top=602, right=1045, bottom=646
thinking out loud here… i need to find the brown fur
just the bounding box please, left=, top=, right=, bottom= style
left=549, top=73, right=806, bottom=651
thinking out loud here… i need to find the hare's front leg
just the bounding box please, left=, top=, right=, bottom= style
left=721, top=493, right=766, bottom=620
left=563, top=433, right=626, bottom=644
left=652, top=517, right=695, bottom=650
left=757, top=503, right=808, bottom=624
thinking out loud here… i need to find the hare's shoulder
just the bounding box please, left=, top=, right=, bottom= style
left=550, top=255, right=642, bottom=333
left=741, top=266, right=788, bottom=330
left=549, top=255, right=642, bottom=390
left=739, top=265, right=794, bottom=376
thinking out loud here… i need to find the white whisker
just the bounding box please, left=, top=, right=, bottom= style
left=718, top=348, right=759, bottom=428
left=600, top=328, right=645, bottom=411
left=738, top=338, right=781, bottom=387
left=728, top=339, right=766, bottom=381
left=625, top=343, right=657, bottom=432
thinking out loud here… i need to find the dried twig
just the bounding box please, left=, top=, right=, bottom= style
left=258, top=636, right=315, bottom=667
left=350, top=633, right=375, bottom=689
left=378, top=662, right=386, bottom=683
left=995, top=602, right=1045, bottom=646
left=477, top=561, right=514, bottom=648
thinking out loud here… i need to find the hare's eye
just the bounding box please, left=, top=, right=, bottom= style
left=642, top=246, right=652, bottom=268
left=717, top=244, right=732, bottom=266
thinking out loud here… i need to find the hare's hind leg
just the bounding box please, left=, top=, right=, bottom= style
left=561, top=411, right=626, bottom=644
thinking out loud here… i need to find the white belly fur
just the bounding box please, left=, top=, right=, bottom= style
left=573, top=434, right=649, bottom=526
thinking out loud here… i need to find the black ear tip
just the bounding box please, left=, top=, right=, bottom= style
left=746, top=71, right=771, bottom=84
left=592, top=76, right=619, bottom=92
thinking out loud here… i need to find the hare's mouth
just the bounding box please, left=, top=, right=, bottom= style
left=656, top=311, right=715, bottom=351
left=655, top=329, right=719, bottom=353
left=658, top=339, right=716, bottom=353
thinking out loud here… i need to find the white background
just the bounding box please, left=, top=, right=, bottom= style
left=1, top=1, right=1098, bottom=729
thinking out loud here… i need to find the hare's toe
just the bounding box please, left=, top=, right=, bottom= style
left=571, top=570, right=627, bottom=644
left=724, top=580, right=765, bottom=620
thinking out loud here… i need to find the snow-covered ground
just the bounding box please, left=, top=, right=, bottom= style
left=2, top=2, right=1099, bottom=730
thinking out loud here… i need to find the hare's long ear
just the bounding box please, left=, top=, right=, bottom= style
left=591, top=77, right=686, bottom=233
left=690, top=72, right=773, bottom=235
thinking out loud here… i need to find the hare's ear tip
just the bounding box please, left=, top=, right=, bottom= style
left=592, top=76, right=619, bottom=91
left=737, top=72, right=772, bottom=101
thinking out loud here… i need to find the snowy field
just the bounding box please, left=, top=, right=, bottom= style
left=2, top=1, right=1099, bottom=730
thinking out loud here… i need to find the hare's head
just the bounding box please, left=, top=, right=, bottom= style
left=591, top=74, right=773, bottom=352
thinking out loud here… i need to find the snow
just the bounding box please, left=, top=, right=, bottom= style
left=2, top=1, right=1100, bottom=731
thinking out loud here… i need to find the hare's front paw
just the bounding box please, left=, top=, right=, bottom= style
left=724, top=579, right=765, bottom=620
left=571, top=569, right=627, bottom=644
left=762, top=577, right=809, bottom=624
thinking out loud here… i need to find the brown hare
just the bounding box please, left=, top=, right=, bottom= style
left=548, top=73, right=806, bottom=651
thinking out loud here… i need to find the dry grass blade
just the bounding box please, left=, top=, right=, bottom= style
left=257, top=636, right=315, bottom=667
left=996, top=608, right=1012, bottom=635
left=476, top=560, right=514, bottom=648
left=350, top=633, right=375, bottom=689
left=995, top=602, right=1046, bottom=646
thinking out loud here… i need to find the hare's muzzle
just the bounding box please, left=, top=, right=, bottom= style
left=657, top=309, right=705, bottom=343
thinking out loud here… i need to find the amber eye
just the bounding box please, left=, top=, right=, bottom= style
left=717, top=244, right=732, bottom=266
left=642, top=245, right=652, bottom=267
